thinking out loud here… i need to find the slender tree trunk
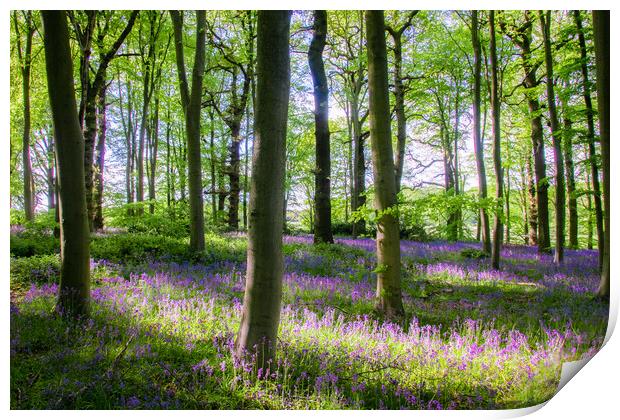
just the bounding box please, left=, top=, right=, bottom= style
left=209, top=111, right=218, bottom=223
left=561, top=96, right=578, bottom=249
left=540, top=11, right=565, bottom=265
left=505, top=168, right=511, bottom=244
left=228, top=122, right=242, bottom=230
left=136, top=63, right=151, bottom=216
left=593, top=11, right=609, bottom=298
left=574, top=10, right=604, bottom=266
left=243, top=105, right=250, bottom=229
left=93, top=74, right=106, bottom=230
left=148, top=98, right=159, bottom=214
left=366, top=10, right=404, bottom=319
left=508, top=12, right=550, bottom=252
left=46, top=135, right=56, bottom=211
left=236, top=10, right=291, bottom=367
left=385, top=12, right=417, bottom=192
left=42, top=10, right=90, bottom=317
left=526, top=154, right=538, bottom=245
left=171, top=10, right=206, bottom=252
left=309, top=10, right=333, bottom=244
left=351, top=94, right=366, bottom=237
left=586, top=169, right=593, bottom=250
left=489, top=11, right=503, bottom=268
left=472, top=11, right=491, bottom=254
left=14, top=11, right=36, bottom=221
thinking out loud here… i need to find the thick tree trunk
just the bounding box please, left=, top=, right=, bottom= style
left=592, top=11, right=609, bottom=298
left=171, top=10, right=206, bottom=252
left=574, top=10, right=604, bottom=266
left=42, top=10, right=90, bottom=317
left=540, top=11, right=565, bottom=265
left=309, top=10, right=333, bottom=244
left=472, top=11, right=491, bottom=254
left=366, top=10, right=404, bottom=319
left=236, top=10, right=291, bottom=367
left=93, top=75, right=106, bottom=231
left=489, top=11, right=503, bottom=269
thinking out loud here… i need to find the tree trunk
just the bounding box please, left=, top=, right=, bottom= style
left=586, top=169, right=593, bottom=250
left=574, top=10, right=604, bottom=266
left=526, top=154, right=538, bottom=245
left=510, top=12, right=550, bottom=252
left=489, top=10, right=503, bottom=269
left=46, top=135, right=56, bottom=211
left=386, top=12, right=417, bottom=192
left=93, top=73, right=106, bottom=231
left=561, top=96, right=578, bottom=249
left=14, top=11, right=36, bottom=221
left=148, top=97, right=159, bottom=214
left=42, top=10, right=90, bottom=317
left=309, top=10, right=333, bottom=244
left=592, top=11, right=609, bottom=298
left=171, top=10, right=206, bottom=252
left=351, top=94, right=366, bottom=237
left=472, top=11, right=491, bottom=254
left=228, top=122, right=242, bottom=230
left=540, top=11, right=565, bottom=265
left=366, top=10, right=404, bottom=319
left=209, top=111, right=218, bottom=223
left=236, top=10, right=291, bottom=367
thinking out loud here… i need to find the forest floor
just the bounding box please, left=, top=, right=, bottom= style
left=10, top=230, right=608, bottom=409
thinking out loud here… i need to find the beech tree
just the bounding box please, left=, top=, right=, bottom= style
left=171, top=10, right=207, bottom=252
left=13, top=11, right=35, bottom=222
left=236, top=10, right=291, bottom=366
left=42, top=10, right=91, bottom=317
left=592, top=10, right=609, bottom=299
left=539, top=11, right=565, bottom=265
left=309, top=10, right=333, bottom=244
left=489, top=10, right=503, bottom=269
left=471, top=11, right=491, bottom=254
left=574, top=10, right=604, bottom=266
left=366, top=10, right=404, bottom=319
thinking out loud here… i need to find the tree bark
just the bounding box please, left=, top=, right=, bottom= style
left=235, top=10, right=291, bottom=367
left=79, top=11, right=138, bottom=230
left=506, top=12, right=550, bottom=252
left=13, top=11, right=35, bottom=221
left=309, top=10, right=334, bottom=244
left=366, top=10, right=404, bottom=319
left=171, top=11, right=206, bottom=252
left=386, top=12, right=417, bottom=192
left=561, top=95, right=578, bottom=249
left=574, top=10, right=604, bottom=266
left=526, top=154, right=538, bottom=245
left=472, top=11, right=491, bottom=254
left=42, top=10, right=90, bottom=317
left=592, top=11, right=609, bottom=298
left=93, top=72, right=106, bottom=230
left=489, top=11, right=503, bottom=269
left=540, top=11, right=565, bottom=265
left=148, top=97, right=160, bottom=214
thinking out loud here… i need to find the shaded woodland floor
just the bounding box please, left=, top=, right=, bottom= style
left=10, top=231, right=608, bottom=409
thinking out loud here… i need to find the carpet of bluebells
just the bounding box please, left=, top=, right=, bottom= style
left=10, top=232, right=608, bottom=409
